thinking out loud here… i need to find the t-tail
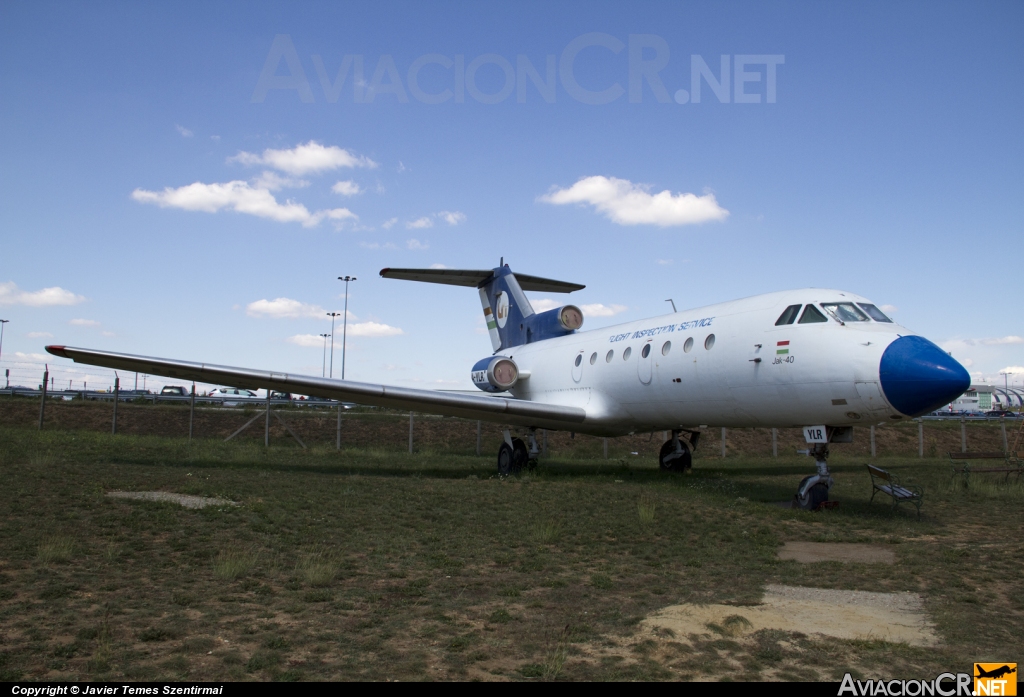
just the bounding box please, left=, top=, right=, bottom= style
left=380, top=262, right=586, bottom=352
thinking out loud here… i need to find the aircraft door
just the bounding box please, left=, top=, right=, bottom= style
left=638, top=340, right=653, bottom=385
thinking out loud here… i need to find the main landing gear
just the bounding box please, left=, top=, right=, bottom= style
left=497, top=428, right=539, bottom=476
left=659, top=430, right=700, bottom=473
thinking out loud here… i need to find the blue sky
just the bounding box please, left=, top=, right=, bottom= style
left=1, top=1, right=1021, bottom=393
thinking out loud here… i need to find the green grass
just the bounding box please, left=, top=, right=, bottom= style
left=0, top=424, right=1021, bottom=681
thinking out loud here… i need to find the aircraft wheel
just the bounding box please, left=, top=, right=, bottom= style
left=497, top=443, right=515, bottom=476
left=659, top=439, right=692, bottom=473
left=511, top=438, right=529, bottom=474
left=795, top=477, right=829, bottom=511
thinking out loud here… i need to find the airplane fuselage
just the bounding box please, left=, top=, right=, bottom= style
left=503, top=288, right=943, bottom=437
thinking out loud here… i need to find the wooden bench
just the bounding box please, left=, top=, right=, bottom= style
left=948, top=451, right=1023, bottom=484
left=867, top=465, right=923, bottom=517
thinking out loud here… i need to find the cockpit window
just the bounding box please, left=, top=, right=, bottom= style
left=775, top=304, right=801, bottom=326
left=798, top=304, right=828, bottom=324
left=821, top=303, right=869, bottom=323
left=857, top=303, right=893, bottom=323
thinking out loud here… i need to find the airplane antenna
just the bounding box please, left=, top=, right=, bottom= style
left=665, top=299, right=677, bottom=312
left=500, top=257, right=504, bottom=267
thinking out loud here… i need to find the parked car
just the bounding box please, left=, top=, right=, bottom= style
left=208, top=387, right=258, bottom=405
left=985, top=410, right=1020, bottom=418
left=269, top=391, right=292, bottom=401
left=160, top=386, right=189, bottom=397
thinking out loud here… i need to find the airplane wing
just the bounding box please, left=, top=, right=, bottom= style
left=44, top=345, right=587, bottom=428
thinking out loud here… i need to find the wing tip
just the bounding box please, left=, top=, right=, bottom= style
left=45, top=345, right=68, bottom=358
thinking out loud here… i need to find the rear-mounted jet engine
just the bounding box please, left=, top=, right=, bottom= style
left=471, top=356, right=519, bottom=393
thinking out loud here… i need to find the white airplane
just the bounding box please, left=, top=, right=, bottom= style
left=45, top=262, right=970, bottom=509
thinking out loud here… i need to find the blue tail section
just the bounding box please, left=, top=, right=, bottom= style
left=379, top=262, right=584, bottom=353
left=480, top=265, right=536, bottom=351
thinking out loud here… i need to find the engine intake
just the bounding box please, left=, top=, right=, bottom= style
left=471, top=356, right=519, bottom=393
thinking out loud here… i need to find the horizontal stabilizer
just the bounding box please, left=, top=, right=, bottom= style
left=380, top=267, right=584, bottom=293
left=44, top=345, right=587, bottom=428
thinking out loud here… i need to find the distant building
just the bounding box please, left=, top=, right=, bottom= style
left=943, top=384, right=1024, bottom=413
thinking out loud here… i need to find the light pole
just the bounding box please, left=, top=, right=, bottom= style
left=319, top=333, right=331, bottom=377
left=0, top=319, right=8, bottom=371
left=338, top=276, right=357, bottom=379
left=327, top=313, right=341, bottom=378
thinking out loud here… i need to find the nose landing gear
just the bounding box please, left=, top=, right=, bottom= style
left=795, top=442, right=834, bottom=510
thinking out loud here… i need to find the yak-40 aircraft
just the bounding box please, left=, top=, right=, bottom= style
left=46, top=262, right=970, bottom=509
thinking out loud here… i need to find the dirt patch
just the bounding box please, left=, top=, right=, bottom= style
left=106, top=491, right=237, bottom=509
left=778, top=542, right=896, bottom=564
left=642, top=584, right=937, bottom=647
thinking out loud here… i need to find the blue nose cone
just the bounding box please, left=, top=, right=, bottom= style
left=879, top=335, right=971, bottom=416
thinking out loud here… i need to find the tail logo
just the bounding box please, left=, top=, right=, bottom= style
left=495, top=291, right=509, bottom=328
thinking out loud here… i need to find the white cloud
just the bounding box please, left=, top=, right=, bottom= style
left=540, top=176, right=729, bottom=227
left=961, top=358, right=975, bottom=367
left=347, top=322, right=404, bottom=337
left=287, top=322, right=403, bottom=343
left=580, top=303, right=628, bottom=317
left=176, top=125, right=193, bottom=137
left=70, top=318, right=100, bottom=327
left=13, top=351, right=50, bottom=362
left=530, top=298, right=561, bottom=312
left=945, top=336, right=1024, bottom=348
left=437, top=210, right=466, bottom=225
left=332, top=180, right=363, bottom=196
left=229, top=141, right=377, bottom=175
left=210, top=135, right=221, bottom=142
left=286, top=334, right=330, bottom=348
left=527, top=299, right=626, bottom=317
left=27, top=332, right=53, bottom=339
left=246, top=298, right=330, bottom=320
left=656, top=259, right=673, bottom=265
left=1000, top=366, right=1024, bottom=375
left=880, top=304, right=898, bottom=313
left=406, top=239, right=428, bottom=250
left=360, top=241, right=398, bottom=250
left=406, top=217, right=433, bottom=229
left=381, top=217, right=398, bottom=230
left=132, top=180, right=356, bottom=227
left=254, top=171, right=310, bottom=191
left=0, top=282, right=86, bottom=307
left=429, top=263, right=449, bottom=269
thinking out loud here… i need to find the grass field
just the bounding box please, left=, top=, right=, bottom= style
left=0, top=423, right=1021, bottom=682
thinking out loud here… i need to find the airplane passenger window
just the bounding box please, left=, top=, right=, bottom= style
left=662, top=341, right=671, bottom=356
left=590, top=352, right=597, bottom=365
left=857, top=303, right=893, bottom=322
left=606, top=350, right=614, bottom=363
left=821, top=303, right=869, bottom=323
left=798, top=305, right=828, bottom=324
left=641, top=344, right=651, bottom=358
left=683, top=337, right=693, bottom=353
left=704, top=334, right=715, bottom=350
left=623, top=347, right=632, bottom=361
left=775, top=304, right=801, bottom=325
left=574, top=354, right=582, bottom=367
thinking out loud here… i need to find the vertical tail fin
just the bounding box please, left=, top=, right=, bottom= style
left=478, top=265, right=534, bottom=351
